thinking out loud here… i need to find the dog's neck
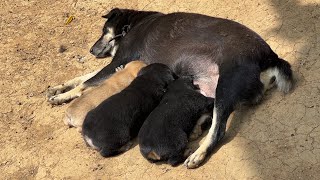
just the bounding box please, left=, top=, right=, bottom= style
left=125, top=10, right=163, bottom=29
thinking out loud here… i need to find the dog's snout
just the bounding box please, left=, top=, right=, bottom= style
left=90, top=37, right=114, bottom=58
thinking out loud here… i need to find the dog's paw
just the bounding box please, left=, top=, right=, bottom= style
left=48, top=94, right=66, bottom=105
left=48, top=93, right=76, bottom=105
left=184, top=149, right=207, bottom=169
left=46, top=85, right=71, bottom=98
left=47, top=86, right=59, bottom=98
left=115, top=65, right=124, bottom=72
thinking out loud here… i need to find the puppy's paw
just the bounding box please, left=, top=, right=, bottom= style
left=115, top=65, right=124, bottom=72
left=184, top=149, right=207, bottom=169
left=189, top=126, right=203, bottom=141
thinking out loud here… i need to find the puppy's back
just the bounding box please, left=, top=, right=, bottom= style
left=64, top=60, right=146, bottom=131
left=138, top=78, right=214, bottom=165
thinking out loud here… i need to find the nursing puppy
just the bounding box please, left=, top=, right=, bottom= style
left=138, top=77, right=214, bottom=166
left=64, top=61, right=146, bottom=132
left=82, top=63, right=176, bottom=157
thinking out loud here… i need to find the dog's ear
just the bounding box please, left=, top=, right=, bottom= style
left=102, top=8, right=122, bottom=20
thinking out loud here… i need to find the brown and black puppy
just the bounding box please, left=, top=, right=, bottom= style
left=82, top=63, right=176, bottom=157
left=138, top=77, right=214, bottom=166
left=64, top=60, right=146, bottom=132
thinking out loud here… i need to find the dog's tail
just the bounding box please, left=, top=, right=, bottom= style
left=261, top=56, right=293, bottom=93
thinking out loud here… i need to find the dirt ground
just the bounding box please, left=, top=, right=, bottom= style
left=1, top=0, right=319, bottom=179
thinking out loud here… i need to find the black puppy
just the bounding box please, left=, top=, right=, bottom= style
left=82, top=63, right=175, bottom=157
left=138, top=77, right=214, bottom=166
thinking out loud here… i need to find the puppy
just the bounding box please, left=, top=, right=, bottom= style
left=64, top=61, right=146, bottom=132
left=138, top=77, right=214, bottom=166
left=82, top=63, right=176, bottom=157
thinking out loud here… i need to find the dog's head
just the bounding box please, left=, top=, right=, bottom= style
left=90, top=8, right=132, bottom=58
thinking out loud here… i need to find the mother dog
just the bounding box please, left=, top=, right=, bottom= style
left=47, top=8, right=293, bottom=168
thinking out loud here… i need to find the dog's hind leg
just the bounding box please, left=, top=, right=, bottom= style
left=47, top=69, right=101, bottom=99
left=184, top=65, right=264, bottom=168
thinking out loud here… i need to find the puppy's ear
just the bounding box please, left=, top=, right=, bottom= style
left=172, top=72, right=179, bottom=79
left=102, top=8, right=121, bottom=20
left=181, top=76, right=198, bottom=90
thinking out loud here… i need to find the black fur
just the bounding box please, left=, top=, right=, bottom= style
left=138, top=77, right=214, bottom=166
left=82, top=63, right=175, bottom=157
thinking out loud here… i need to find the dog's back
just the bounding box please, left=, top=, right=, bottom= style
left=82, top=63, right=175, bottom=157
left=138, top=77, right=214, bottom=166
left=64, top=60, right=146, bottom=132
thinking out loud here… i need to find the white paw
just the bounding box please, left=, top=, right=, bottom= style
left=48, top=93, right=78, bottom=105
left=184, top=149, right=207, bottom=169
left=115, top=65, right=124, bottom=72
left=48, top=94, right=66, bottom=105
left=46, top=85, right=71, bottom=98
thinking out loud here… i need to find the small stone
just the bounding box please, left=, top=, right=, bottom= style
left=59, top=45, right=67, bottom=53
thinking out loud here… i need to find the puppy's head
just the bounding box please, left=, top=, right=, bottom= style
left=90, top=8, right=133, bottom=58
left=138, top=63, right=176, bottom=84
left=124, top=60, right=147, bottom=77
left=167, top=77, right=199, bottom=91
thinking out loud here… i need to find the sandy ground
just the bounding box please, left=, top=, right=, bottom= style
left=1, top=0, right=319, bottom=179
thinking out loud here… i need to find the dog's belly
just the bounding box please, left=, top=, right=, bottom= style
left=193, top=62, right=219, bottom=98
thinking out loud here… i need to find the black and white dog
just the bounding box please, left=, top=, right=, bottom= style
left=138, top=77, right=214, bottom=166
left=47, top=8, right=293, bottom=168
left=82, top=63, right=175, bottom=157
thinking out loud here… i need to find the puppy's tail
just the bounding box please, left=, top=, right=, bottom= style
left=262, top=56, right=293, bottom=93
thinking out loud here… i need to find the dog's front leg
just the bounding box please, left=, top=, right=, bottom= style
left=83, top=58, right=131, bottom=87
left=48, top=60, right=128, bottom=105
left=47, top=69, right=102, bottom=105
left=47, top=69, right=101, bottom=98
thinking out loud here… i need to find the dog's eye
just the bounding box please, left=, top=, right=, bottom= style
left=103, top=27, right=109, bottom=33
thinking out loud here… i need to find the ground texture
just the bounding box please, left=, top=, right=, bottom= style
left=1, top=0, right=320, bottom=179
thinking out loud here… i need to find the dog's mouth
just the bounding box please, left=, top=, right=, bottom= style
left=95, top=45, right=112, bottom=58
left=90, top=38, right=116, bottom=58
